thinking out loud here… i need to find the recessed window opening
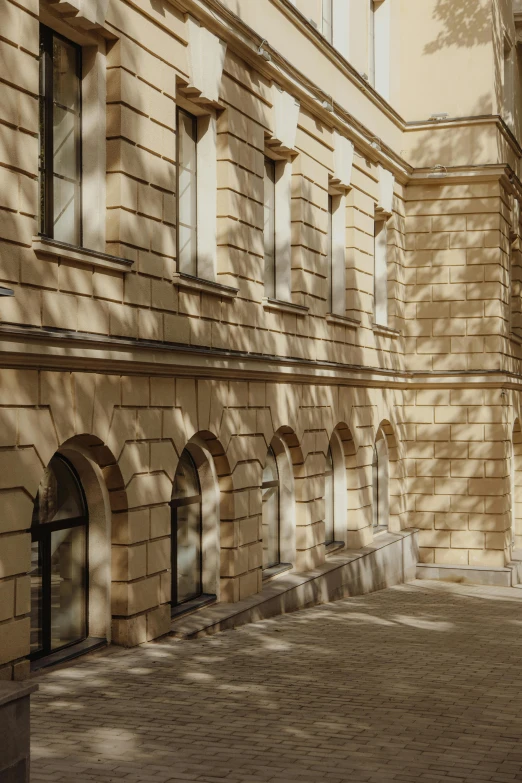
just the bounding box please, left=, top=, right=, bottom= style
left=374, top=219, right=388, bottom=326
left=503, top=36, right=514, bottom=128
left=327, top=195, right=333, bottom=311
left=324, top=445, right=335, bottom=545
left=177, top=108, right=198, bottom=277
left=262, top=445, right=281, bottom=569
left=264, top=157, right=277, bottom=298
left=39, top=25, right=82, bottom=245
left=171, top=449, right=203, bottom=607
left=30, top=454, right=88, bottom=661
left=369, top=0, right=376, bottom=86
left=322, top=0, right=333, bottom=43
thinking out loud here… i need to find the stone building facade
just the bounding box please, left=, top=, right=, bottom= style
left=1, top=0, right=522, bottom=679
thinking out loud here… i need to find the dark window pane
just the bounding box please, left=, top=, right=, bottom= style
left=53, top=36, right=80, bottom=112
left=39, top=26, right=81, bottom=242
left=176, top=502, right=202, bottom=603
left=325, top=446, right=334, bottom=544
left=172, top=450, right=202, bottom=606
left=50, top=525, right=87, bottom=650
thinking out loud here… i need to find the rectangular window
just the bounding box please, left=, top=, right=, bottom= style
left=369, top=0, right=375, bottom=85
left=322, top=0, right=333, bottom=43
left=374, top=220, right=388, bottom=325
left=264, top=158, right=276, bottom=299
left=503, top=38, right=514, bottom=128
left=39, top=25, right=82, bottom=245
left=177, top=108, right=198, bottom=276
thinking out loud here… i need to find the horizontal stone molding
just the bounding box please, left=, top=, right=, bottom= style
left=33, top=237, right=133, bottom=272
left=262, top=297, right=309, bottom=316
left=372, top=323, right=401, bottom=338
left=172, top=272, right=238, bottom=299
left=1, top=324, right=521, bottom=388
left=326, top=312, right=360, bottom=329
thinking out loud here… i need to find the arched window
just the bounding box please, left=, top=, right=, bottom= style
left=30, top=455, right=88, bottom=660
left=324, top=445, right=335, bottom=545
left=372, top=430, right=389, bottom=531
left=262, top=445, right=281, bottom=570
left=171, top=450, right=203, bottom=608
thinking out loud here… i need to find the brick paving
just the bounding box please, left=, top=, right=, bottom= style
left=31, top=580, right=522, bottom=783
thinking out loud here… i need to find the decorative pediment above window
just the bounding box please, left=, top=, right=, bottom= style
left=265, top=87, right=300, bottom=158
left=46, top=0, right=112, bottom=34
left=331, top=131, right=354, bottom=192
left=184, top=16, right=227, bottom=108
left=376, top=166, right=394, bottom=217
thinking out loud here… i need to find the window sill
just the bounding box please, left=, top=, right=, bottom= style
left=326, top=312, right=360, bottom=329
left=171, top=593, right=217, bottom=620
left=33, top=236, right=134, bottom=272
left=0, top=286, right=14, bottom=297
left=262, top=297, right=309, bottom=316
left=262, top=562, right=293, bottom=581
left=372, top=323, right=401, bottom=338
left=373, top=525, right=389, bottom=536
left=325, top=540, right=345, bottom=556
left=173, top=272, right=238, bottom=300
left=30, top=637, right=106, bottom=672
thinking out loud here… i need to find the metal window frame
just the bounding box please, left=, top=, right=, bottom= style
left=39, top=24, right=82, bottom=244
left=30, top=454, right=89, bottom=661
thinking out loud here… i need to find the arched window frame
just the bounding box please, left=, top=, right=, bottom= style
left=30, top=454, right=89, bottom=662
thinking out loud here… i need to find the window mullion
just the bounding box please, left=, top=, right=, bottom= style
left=41, top=535, right=51, bottom=655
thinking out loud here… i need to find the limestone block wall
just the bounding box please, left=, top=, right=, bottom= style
left=1, top=0, right=522, bottom=678
left=0, top=366, right=406, bottom=678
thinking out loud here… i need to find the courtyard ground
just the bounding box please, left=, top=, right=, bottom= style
left=30, top=580, right=522, bottom=783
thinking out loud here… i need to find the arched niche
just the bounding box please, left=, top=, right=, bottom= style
left=170, top=432, right=223, bottom=612
left=325, top=423, right=356, bottom=551
left=261, top=429, right=297, bottom=576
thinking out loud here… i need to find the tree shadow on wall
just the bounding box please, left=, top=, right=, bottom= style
left=423, top=0, right=492, bottom=55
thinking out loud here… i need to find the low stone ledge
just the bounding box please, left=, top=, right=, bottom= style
left=171, top=528, right=418, bottom=638
left=0, top=681, right=38, bottom=783
left=416, top=562, right=514, bottom=587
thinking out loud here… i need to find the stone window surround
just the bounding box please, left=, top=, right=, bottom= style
left=174, top=90, right=233, bottom=297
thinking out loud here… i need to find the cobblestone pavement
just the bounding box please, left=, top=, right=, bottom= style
left=31, top=580, right=522, bottom=783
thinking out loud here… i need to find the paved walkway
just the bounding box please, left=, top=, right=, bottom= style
left=31, top=580, right=522, bottom=783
